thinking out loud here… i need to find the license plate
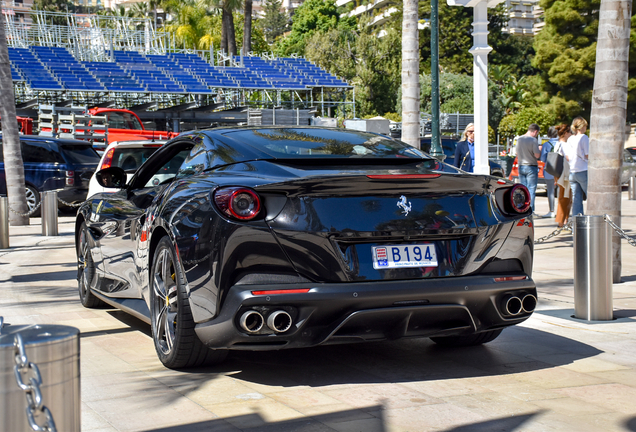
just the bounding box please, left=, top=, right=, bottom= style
left=372, top=244, right=438, bottom=269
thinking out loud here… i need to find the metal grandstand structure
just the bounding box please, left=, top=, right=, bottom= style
left=3, top=8, right=355, bottom=125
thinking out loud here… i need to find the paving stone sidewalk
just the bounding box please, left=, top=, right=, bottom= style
left=1, top=192, right=636, bottom=432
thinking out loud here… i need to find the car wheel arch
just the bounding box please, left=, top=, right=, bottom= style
left=148, top=225, right=170, bottom=279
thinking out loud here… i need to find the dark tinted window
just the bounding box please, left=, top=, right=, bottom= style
left=225, top=128, right=427, bottom=159
left=112, top=147, right=161, bottom=172
left=59, top=145, right=100, bottom=164
left=22, top=141, right=65, bottom=163
left=106, top=112, right=143, bottom=130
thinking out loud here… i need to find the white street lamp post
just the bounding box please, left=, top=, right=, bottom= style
left=447, top=0, right=505, bottom=175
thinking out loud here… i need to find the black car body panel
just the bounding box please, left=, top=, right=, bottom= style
left=76, top=127, right=535, bottom=356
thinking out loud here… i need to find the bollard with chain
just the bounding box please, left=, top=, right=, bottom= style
left=41, top=191, right=58, bottom=236
left=573, top=215, right=613, bottom=321
left=0, top=196, right=9, bottom=249
left=0, top=320, right=80, bottom=431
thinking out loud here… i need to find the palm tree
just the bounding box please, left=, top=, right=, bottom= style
left=0, top=12, right=28, bottom=225
left=243, top=0, right=253, bottom=54
left=219, top=0, right=242, bottom=56
left=401, top=0, right=420, bottom=148
left=162, top=0, right=219, bottom=51
left=587, top=0, right=631, bottom=283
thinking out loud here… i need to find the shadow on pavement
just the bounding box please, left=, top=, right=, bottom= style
left=141, top=407, right=545, bottom=432
left=147, top=326, right=604, bottom=392
left=12, top=269, right=78, bottom=283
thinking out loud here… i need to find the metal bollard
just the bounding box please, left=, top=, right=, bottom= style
left=630, top=177, right=636, bottom=200
left=0, top=323, right=81, bottom=431
left=0, top=196, right=8, bottom=249
left=573, top=215, right=613, bottom=320
left=41, top=190, right=58, bottom=236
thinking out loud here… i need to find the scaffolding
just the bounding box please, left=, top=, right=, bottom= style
left=1, top=7, right=354, bottom=120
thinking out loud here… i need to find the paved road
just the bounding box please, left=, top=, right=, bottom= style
left=2, top=193, right=636, bottom=432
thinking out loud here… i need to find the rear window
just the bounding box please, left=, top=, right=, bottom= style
left=60, top=145, right=100, bottom=164
left=112, top=147, right=160, bottom=171
left=106, top=112, right=143, bottom=130
left=225, top=128, right=427, bottom=159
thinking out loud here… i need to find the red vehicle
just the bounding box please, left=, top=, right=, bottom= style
left=0, top=116, right=33, bottom=135
left=87, top=108, right=178, bottom=144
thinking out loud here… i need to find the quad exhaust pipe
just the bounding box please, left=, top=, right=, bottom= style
left=521, top=294, right=537, bottom=313
left=239, top=310, right=264, bottom=333
left=503, top=295, right=523, bottom=316
left=267, top=310, right=293, bottom=333
left=239, top=309, right=293, bottom=334
left=502, top=294, right=537, bottom=316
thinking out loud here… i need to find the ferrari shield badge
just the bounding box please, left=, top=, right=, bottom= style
left=397, top=195, right=411, bottom=216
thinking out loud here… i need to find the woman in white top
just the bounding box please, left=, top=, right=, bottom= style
left=565, top=117, right=589, bottom=216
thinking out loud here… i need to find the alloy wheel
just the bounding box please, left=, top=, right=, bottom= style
left=152, top=248, right=178, bottom=356
left=25, top=186, right=37, bottom=212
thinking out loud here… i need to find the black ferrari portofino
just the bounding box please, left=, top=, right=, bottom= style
left=76, top=126, right=536, bottom=369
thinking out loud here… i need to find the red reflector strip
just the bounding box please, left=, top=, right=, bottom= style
left=251, top=289, right=311, bottom=296
left=497, top=179, right=507, bottom=184
left=366, top=174, right=441, bottom=179
left=493, top=276, right=528, bottom=282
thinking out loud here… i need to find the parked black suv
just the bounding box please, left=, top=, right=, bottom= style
left=0, top=135, right=100, bottom=215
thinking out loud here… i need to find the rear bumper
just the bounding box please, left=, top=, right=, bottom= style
left=194, top=274, right=536, bottom=350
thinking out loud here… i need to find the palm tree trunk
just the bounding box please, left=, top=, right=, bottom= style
left=221, top=8, right=229, bottom=54
left=401, top=0, right=420, bottom=148
left=587, top=0, right=632, bottom=283
left=0, top=10, right=28, bottom=225
left=225, top=5, right=237, bottom=56
left=243, top=0, right=253, bottom=54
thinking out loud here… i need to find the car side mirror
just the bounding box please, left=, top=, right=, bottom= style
left=95, top=167, right=127, bottom=189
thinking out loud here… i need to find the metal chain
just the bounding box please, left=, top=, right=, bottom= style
left=535, top=220, right=573, bottom=244
left=604, top=215, right=636, bottom=247
left=56, top=197, right=83, bottom=208
left=9, top=201, right=41, bottom=217
left=13, top=333, right=57, bottom=432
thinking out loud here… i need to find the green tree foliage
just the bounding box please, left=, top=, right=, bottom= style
left=498, top=106, right=556, bottom=139
left=419, top=73, right=474, bottom=113
left=305, top=19, right=400, bottom=116
left=531, top=0, right=636, bottom=122
left=33, top=0, right=73, bottom=24
left=276, top=0, right=354, bottom=56
left=401, top=3, right=536, bottom=76
left=532, top=0, right=600, bottom=119
left=259, top=0, right=288, bottom=44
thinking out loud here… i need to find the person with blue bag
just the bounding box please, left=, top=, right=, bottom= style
left=540, top=126, right=558, bottom=218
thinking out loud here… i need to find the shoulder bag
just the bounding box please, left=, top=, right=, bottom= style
left=545, top=151, right=564, bottom=177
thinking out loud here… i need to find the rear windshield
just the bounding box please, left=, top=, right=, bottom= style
left=60, top=145, right=101, bottom=164
left=224, top=128, right=428, bottom=159
left=106, top=112, right=143, bottom=130
left=112, top=147, right=160, bottom=172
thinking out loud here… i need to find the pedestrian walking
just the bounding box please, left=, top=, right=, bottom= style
left=453, top=123, right=475, bottom=172
left=564, top=117, right=589, bottom=216
left=554, top=124, right=573, bottom=227
left=540, top=126, right=557, bottom=217
left=516, top=123, right=541, bottom=213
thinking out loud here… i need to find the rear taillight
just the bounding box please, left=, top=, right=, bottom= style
left=366, top=174, right=441, bottom=179
left=509, top=184, right=531, bottom=213
left=213, top=187, right=262, bottom=221
left=101, top=148, right=115, bottom=169
left=66, top=170, right=74, bottom=186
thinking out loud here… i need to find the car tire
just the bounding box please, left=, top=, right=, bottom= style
left=25, top=184, right=40, bottom=217
left=430, top=329, right=503, bottom=347
left=150, top=236, right=228, bottom=369
left=77, top=222, right=105, bottom=308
